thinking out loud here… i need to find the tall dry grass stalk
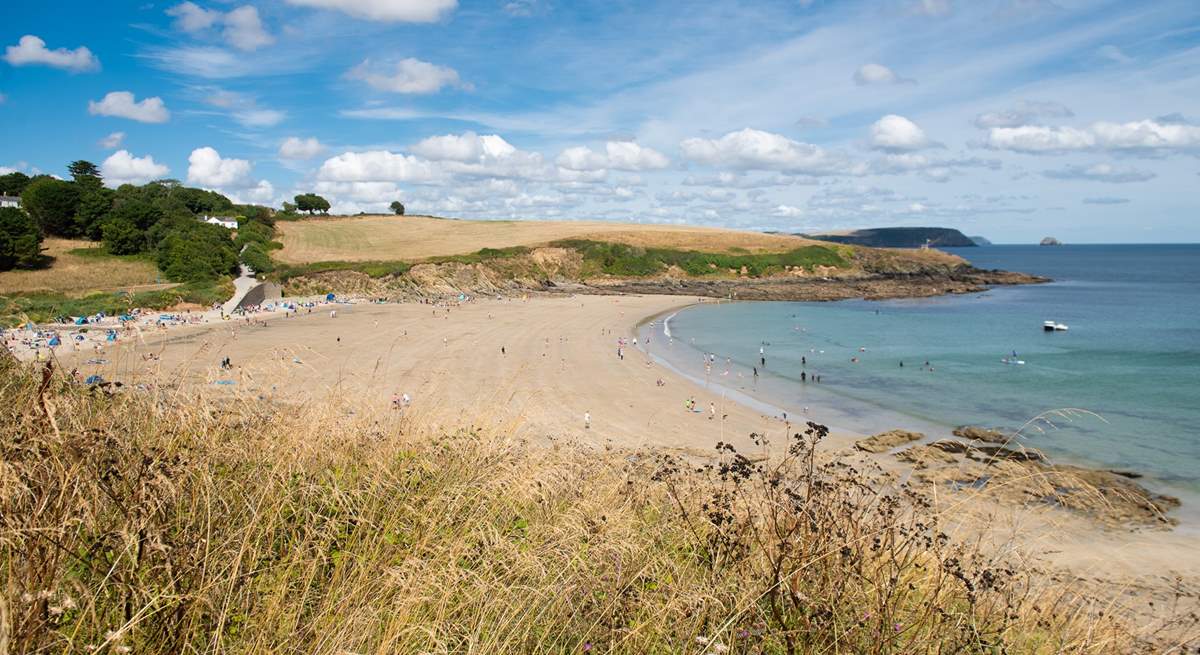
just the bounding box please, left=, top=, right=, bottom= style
left=0, top=357, right=1134, bottom=653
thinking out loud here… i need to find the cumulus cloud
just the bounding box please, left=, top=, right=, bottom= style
left=973, top=100, right=1074, bottom=129
left=187, top=146, right=253, bottom=188
left=853, top=63, right=912, bottom=85
left=410, top=132, right=516, bottom=162
left=101, top=150, right=170, bottom=186
left=279, top=136, right=326, bottom=159
left=167, top=2, right=221, bottom=31
left=223, top=6, right=274, bottom=51
left=316, top=150, right=438, bottom=183
left=985, top=118, right=1200, bottom=154
left=231, top=179, right=276, bottom=204
left=1042, top=163, right=1156, bottom=183
left=347, top=57, right=467, bottom=94
left=1082, top=196, right=1130, bottom=205
left=99, top=132, right=126, bottom=149
left=869, top=115, right=932, bottom=151
left=284, top=0, right=457, bottom=22
left=984, top=125, right=1094, bottom=153
left=88, top=91, right=170, bottom=123
left=556, top=141, right=670, bottom=172
left=3, top=35, right=99, bottom=72
left=680, top=128, right=854, bottom=176
left=166, top=3, right=274, bottom=51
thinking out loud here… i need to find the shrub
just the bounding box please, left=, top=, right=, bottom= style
left=0, top=207, right=42, bottom=270
left=156, top=222, right=238, bottom=283
left=100, top=217, right=145, bottom=255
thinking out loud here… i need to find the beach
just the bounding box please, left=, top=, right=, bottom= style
left=18, top=291, right=1195, bottom=642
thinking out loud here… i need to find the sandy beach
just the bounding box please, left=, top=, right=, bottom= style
left=28, top=293, right=1197, bottom=640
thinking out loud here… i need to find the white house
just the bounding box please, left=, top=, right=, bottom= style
left=0, top=195, right=20, bottom=209
left=201, top=215, right=239, bottom=230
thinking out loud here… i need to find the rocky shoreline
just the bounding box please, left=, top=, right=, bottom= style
left=576, top=266, right=1048, bottom=302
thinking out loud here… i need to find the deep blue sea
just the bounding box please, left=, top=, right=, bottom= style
left=641, top=244, right=1200, bottom=505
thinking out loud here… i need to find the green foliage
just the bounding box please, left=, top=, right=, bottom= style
left=101, top=217, right=145, bottom=255
left=390, top=200, right=405, bottom=215
left=156, top=222, right=239, bottom=283
left=555, top=239, right=850, bottom=278
left=0, top=171, right=33, bottom=197
left=240, top=242, right=275, bottom=274
left=270, top=260, right=413, bottom=282
left=67, top=160, right=102, bottom=184
left=109, top=198, right=165, bottom=231
left=0, top=281, right=231, bottom=326
left=76, top=186, right=115, bottom=239
left=294, top=193, right=331, bottom=215
left=0, top=207, right=42, bottom=271
left=21, top=178, right=81, bottom=237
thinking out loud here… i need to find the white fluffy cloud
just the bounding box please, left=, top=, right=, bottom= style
left=1042, top=163, right=1156, bottom=183
left=167, top=2, right=221, bottom=31
left=284, top=0, right=457, bottom=22
left=985, top=119, right=1200, bottom=154
left=187, top=146, right=253, bottom=188
left=316, top=150, right=438, bottom=183
left=3, top=35, right=99, bottom=72
left=231, top=179, right=276, bottom=204
left=88, top=91, right=170, bottom=123
left=347, top=57, right=467, bottom=94
left=853, top=63, right=911, bottom=85
left=410, top=132, right=516, bottom=162
left=99, top=132, right=126, bottom=149
left=680, top=128, right=853, bottom=175
left=101, top=150, right=170, bottom=186
left=556, top=141, right=670, bottom=172
left=279, top=136, right=326, bottom=159
left=984, top=125, right=1095, bottom=153
left=869, top=115, right=932, bottom=151
left=166, top=3, right=274, bottom=52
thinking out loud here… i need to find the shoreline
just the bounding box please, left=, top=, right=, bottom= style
left=641, top=297, right=1198, bottom=530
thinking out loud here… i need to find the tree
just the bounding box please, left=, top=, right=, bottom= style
left=156, top=222, right=238, bottom=283
left=390, top=201, right=405, bottom=216
left=100, top=217, right=145, bottom=255
left=67, top=160, right=102, bottom=183
left=0, top=207, right=42, bottom=270
left=0, top=172, right=32, bottom=197
left=109, top=198, right=165, bottom=231
left=294, top=193, right=330, bottom=215
left=76, top=186, right=115, bottom=239
left=21, top=178, right=81, bottom=237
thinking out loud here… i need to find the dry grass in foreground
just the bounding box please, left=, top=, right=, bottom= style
left=0, top=239, right=169, bottom=297
left=1, top=356, right=1133, bottom=654
left=273, top=215, right=836, bottom=264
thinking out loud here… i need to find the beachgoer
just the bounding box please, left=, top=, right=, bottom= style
left=584, top=411, right=591, bottom=429
left=709, top=402, right=716, bottom=420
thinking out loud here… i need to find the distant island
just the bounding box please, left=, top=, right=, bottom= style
left=969, top=235, right=992, bottom=246
left=801, top=227, right=977, bottom=248
left=1040, top=237, right=1063, bottom=246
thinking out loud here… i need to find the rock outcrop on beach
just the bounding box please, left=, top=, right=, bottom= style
left=952, top=425, right=1011, bottom=444
left=854, top=429, right=925, bottom=453
left=895, top=441, right=1180, bottom=528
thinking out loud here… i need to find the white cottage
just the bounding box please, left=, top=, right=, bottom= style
left=201, top=215, right=239, bottom=230
left=0, top=195, right=20, bottom=209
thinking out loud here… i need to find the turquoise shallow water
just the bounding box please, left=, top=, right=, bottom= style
left=642, top=244, right=1200, bottom=505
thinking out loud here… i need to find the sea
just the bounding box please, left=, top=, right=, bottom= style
left=639, top=244, right=1200, bottom=512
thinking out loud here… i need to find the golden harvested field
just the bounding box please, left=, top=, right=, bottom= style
left=274, top=215, right=831, bottom=263
left=0, top=239, right=171, bottom=296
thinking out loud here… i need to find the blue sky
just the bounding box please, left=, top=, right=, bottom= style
left=1, top=0, right=1198, bottom=242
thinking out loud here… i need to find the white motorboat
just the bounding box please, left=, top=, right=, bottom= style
left=1043, top=321, right=1069, bottom=332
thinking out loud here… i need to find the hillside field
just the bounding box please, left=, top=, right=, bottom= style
left=0, top=239, right=171, bottom=296
left=274, top=215, right=860, bottom=263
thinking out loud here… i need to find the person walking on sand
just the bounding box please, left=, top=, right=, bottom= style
left=709, top=402, right=716, bottom=420
left=584, top=411, right=591, bottom=429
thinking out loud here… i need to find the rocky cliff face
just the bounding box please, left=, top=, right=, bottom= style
left=280, top=244, right=1046, bottom=303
